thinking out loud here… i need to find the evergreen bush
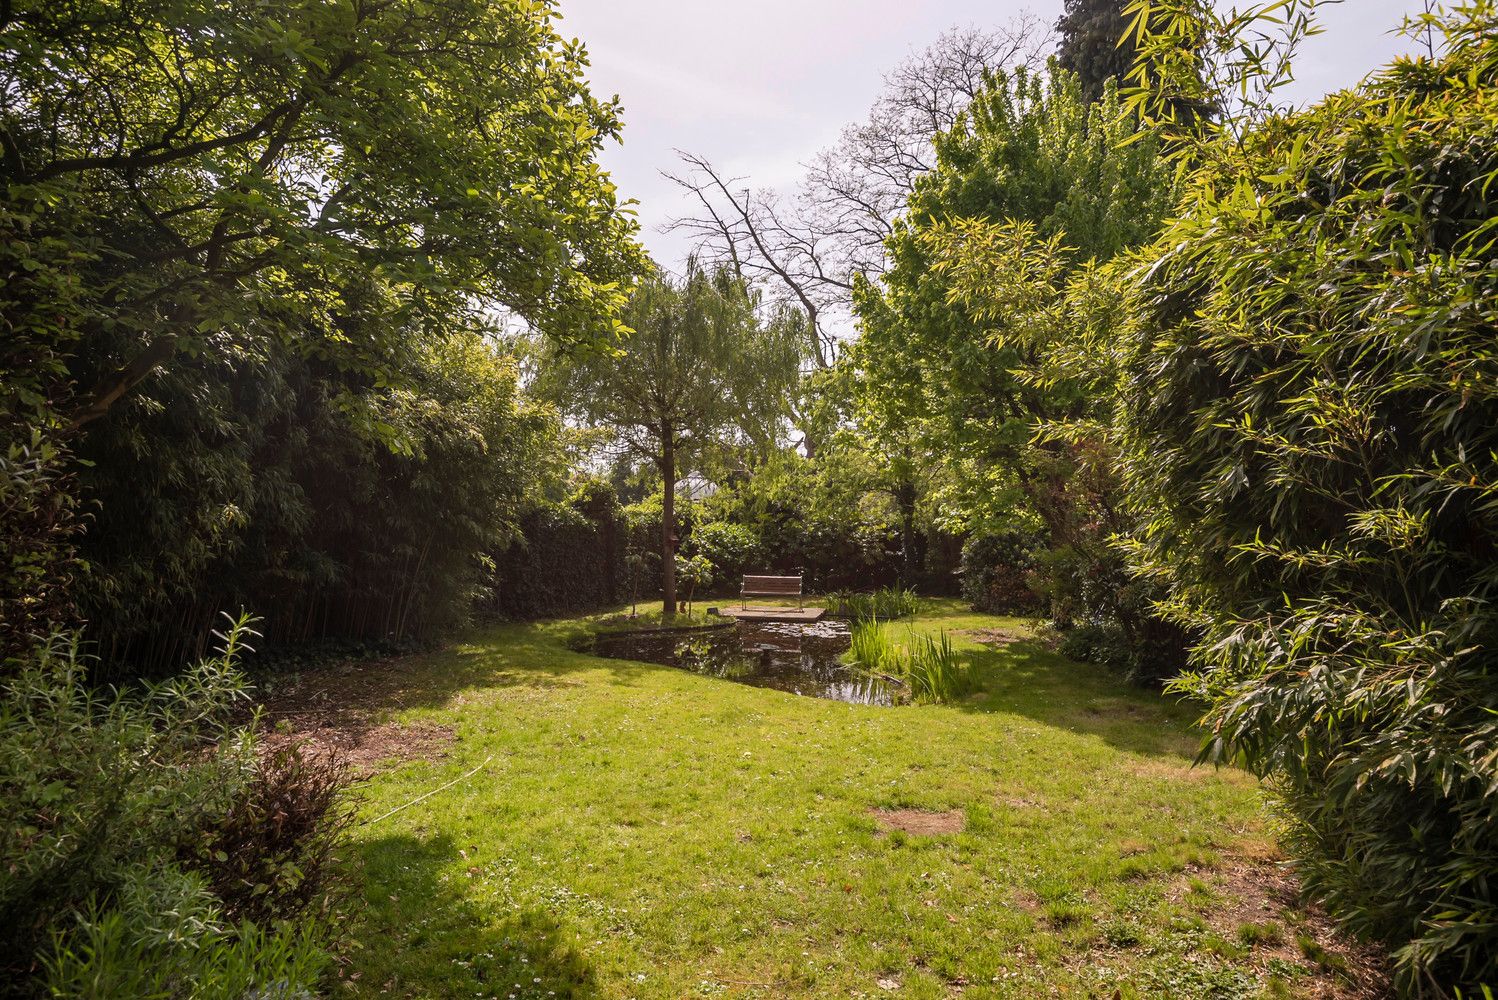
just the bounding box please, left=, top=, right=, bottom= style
left=1117, top=11, right=1498, bottom=988
left=959, top=531, right=1043, bottom=613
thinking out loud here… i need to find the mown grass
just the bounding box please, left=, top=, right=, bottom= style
left=330, top=600, right=1370, bottom=998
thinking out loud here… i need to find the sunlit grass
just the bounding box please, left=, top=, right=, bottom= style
left=331, top=599, right=1363, bottom=998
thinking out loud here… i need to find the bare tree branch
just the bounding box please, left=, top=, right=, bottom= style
left=663, top=15, right=1053, bottom=371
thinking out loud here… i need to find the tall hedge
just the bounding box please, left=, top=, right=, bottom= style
left=484, top=482, right=637, bottom=619
left=1117, top=13, right=1498, bottom=991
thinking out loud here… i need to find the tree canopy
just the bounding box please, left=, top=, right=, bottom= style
left=542, top=266, right=804, bottom=616
left=1055, top=0, right=1135, bottom=105
left=1, top=0, right=644, bottom=433
left=852, top=66, right=1174, bottom=536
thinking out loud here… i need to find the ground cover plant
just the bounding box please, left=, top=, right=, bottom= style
left=261, top=600, right=1386, bottom=999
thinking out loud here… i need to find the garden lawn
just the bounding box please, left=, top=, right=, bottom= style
left=302, top=600, right=1379, bottom=998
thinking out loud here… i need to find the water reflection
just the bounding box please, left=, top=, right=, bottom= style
left=589, top=619, right=897, bottom=705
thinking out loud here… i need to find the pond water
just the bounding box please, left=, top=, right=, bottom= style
left=588, top=618, right=898, bottom=706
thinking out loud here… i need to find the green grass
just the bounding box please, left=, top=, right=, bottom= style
left=324, top=599, right=1359, bottom=998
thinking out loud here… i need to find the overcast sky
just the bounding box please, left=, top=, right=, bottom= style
left=558, top=0, right=1429, bottom=270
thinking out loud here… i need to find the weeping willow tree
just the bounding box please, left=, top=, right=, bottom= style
left=544, top=266, right=805, bottom=618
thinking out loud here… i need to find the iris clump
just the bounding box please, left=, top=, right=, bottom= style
left=827, top=587, right=919, bottom=622
left=845, top=619, right=973, bottom=704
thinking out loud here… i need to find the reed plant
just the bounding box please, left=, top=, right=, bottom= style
left=843, top=620, right=972, bottom=704
left=846, top=618, right=895, bottom=672
left=828, top=586, right=919, bottom=622
left=901, top=630, right=973, bottom=704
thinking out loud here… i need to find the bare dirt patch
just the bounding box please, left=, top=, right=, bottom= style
left=1173, top=859, right=1390, bottom=998
left=258, top=662, right=457, bottom=774
left=870, top=808, right=966, bottom=836
left=958, top=628, right=1027, bottom=646
left=264, top=719, right=454, bottom=774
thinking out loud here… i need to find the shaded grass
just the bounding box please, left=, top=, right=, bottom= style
left=325, top=599, right=1376, bottom=998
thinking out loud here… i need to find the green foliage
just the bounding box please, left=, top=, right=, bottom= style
left=543, top=267, right=804, bottom=472
left=900, top=630, right=974, bottom=704
left=2, top=0, right=643, bottom=434
left=0, top=614, right=346, bottom=997
left=852, top=66, right=1173, bottom=539
left=845, top=620, right=973, bottom=704
left=487, top=480, right=634, bottom=621
left=42, top=910, right=328, bottom=1000
left=1114, top=8, right=1498, bottom=989
left=686, top=521, right=763, bottom=588
left=1056, top=0, right=1137, bottom=104
left=673, top=553, right=715, bottom=613
left=76, top=330, right=558, bottom=670
left=828, top=587, right=919, bottom=622
left=0, top=429, right=84, bottom=665
left=959, top=531, right=1043, bottom=614
left=0, top=0, right=647, bottom=672
left=906, top=209, right=1189, bottom=683
left=699, top=451, right=911, bottom=592
left=541, top=266, right=805, bottom=617
left=845, top=618, right=896, bottom=673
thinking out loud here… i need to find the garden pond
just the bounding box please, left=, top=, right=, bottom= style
left=586, top=618, right=901, bottom=706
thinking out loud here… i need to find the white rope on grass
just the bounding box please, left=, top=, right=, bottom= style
left=360, top=755, right=494, bottom=827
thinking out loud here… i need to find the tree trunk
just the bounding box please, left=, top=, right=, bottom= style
left=896, top=476, right=919, bottom=586
left=660, top=432, right=677, bottom=620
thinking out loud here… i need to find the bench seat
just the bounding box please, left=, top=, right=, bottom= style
left=740, top=574, right=803, bottom=609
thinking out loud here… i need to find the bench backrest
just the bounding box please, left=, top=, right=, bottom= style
left=741, top=574, right=802, bottom=595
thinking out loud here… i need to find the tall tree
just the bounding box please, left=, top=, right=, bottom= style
left=665, top=18, right=1053, bottom=365
left=852, top=68, right=1173, bottom=537
left=542, top=267, right=804, bottom=618
left=0, top=0, right=644, bottom=438
left=1055, top=0, right=1136, bottom=104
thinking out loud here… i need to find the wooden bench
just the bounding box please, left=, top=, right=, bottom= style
left=740, top=574, right=803, bottom=610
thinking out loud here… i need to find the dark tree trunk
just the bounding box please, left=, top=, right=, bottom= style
left=896, top=476, right=919, bottom=586
left=660, top=430, right=677, bottom=620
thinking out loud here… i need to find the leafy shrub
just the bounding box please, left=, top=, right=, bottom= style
left=0, top=429, right=85, bottom=667
left=0, top=616, right=344, bottom=997
left=686, top=521, right=762, bottom=589
left=183, top=742, right=356, bottom=928
left=42, top=908, right=327, bottom=1000
left=1034, top=541, right=1188, bottom=686
left=1117, top=11, right=1498, bottom=990
left=959, top=531, right=1042, bottom=613
left=673, top=553, right=715, bottom=613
